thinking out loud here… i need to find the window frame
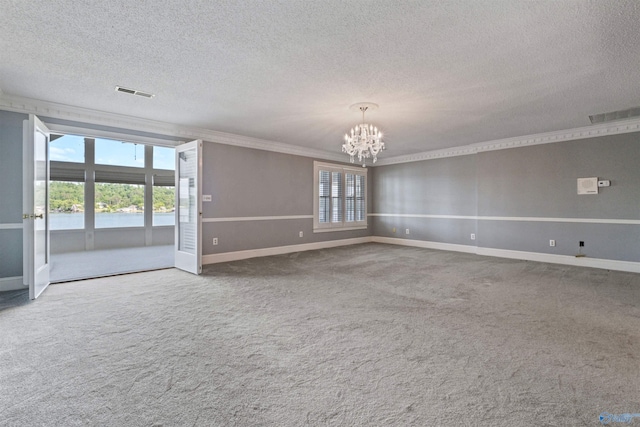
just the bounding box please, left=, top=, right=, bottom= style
left=48, top=130, right=177, bottom=231
left=313, top=161, right=367, bottom=232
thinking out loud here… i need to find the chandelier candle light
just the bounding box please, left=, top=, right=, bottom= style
left=342, top=102, right=385, bottom=166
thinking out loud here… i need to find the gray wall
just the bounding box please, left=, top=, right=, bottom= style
left=372, top=154, right=477, bottom=246
left=372, top=132, right=640, bottom=262
left=9, top=102, right=635, bottom=276
left=201, top=142, right=372, bottom=255
left=0, top=111, right=28, bottom=279
left=44, top=116, right=374, bottom=254
left=476, top=134, right=640, bottom=261
left=0, top=108, right=372, bottom=283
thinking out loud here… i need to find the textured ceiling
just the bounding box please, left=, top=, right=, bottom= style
left=1, top=0, right=639, bottom=158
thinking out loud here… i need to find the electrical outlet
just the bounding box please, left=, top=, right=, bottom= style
left=579, top=241, right=584, bottom=247
left=299, top=231, right=303, bottom=238
left=470, top=233, right=476, bottom=240
left=213, top=237, right=218, bottom=245
left=405, top=228, right=410, bottom=235
left=392, top=227, right=396, bottom=233
left=549, top=240, right=555, bottom=247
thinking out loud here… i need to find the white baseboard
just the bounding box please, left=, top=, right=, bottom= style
left=0, top=276, right=26, bottom=292
left=201, top=235, right=640, bottom=274
left=371, top=236, right=477, bottom=254
left=372, top=237, right=640, bottom=273
left=202, top=237, right=373, bottom=265
left=476, top=247, right=640, bottom=274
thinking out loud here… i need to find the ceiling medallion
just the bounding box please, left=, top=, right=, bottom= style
left=342, top=102, right=385, bottom=167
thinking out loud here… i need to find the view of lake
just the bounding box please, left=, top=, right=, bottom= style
left=50, top=212, right=175, bottom=229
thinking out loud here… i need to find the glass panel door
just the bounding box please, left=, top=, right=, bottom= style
left=23, top=115, right=51, bottom=299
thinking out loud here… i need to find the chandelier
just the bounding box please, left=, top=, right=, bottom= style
left=342, top=102, right=385, bottom=166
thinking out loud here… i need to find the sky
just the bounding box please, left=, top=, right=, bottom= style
left=50, top=135, right=175, bottom=170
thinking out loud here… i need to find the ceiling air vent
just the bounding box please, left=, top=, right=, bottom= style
left=115, top=86, right=155, bottom=98
left=589, top=106, right=640, bottom=124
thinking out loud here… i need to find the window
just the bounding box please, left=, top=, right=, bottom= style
left=95, top=183, right=145, bottom=228
left=314, top=161, right=367, bottom=231
left=94, top=163, right=146, bottom=228
left=153, top=146, right=176, bottom=170
left=153, top=185, right=175, bottom=226
left=48, top=134, right=176, bottom=235
left=49, top=134, right=85, bottom=163
left=49, top=181, right=85, bottom=230
left=95, top=139, right=144, bottom=168
left=49, top=144, right=86, bottom=230
left=152, top=146, right=176, bottom=226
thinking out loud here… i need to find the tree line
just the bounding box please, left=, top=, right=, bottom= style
left=49, top=182, right=175, bottom=212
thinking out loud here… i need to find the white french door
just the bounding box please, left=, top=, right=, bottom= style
left=174, top=140, right=202, bottom=274
left=23, top=115, right=51, bottom=299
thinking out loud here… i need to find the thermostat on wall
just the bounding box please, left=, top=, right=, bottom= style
left=577, top=177, right=598, bottom=195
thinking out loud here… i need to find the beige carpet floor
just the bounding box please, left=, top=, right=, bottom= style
left=1, top=243, right=639, bottom=426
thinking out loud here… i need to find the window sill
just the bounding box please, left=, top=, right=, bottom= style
left=313, top=225, right=368, bottom=233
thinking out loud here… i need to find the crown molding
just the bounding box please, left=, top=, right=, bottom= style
left=0, top=94, right=346, bottom=163
left=376, top=117, right=640, bottom=166
left=4, top=93, right=639, bottom=167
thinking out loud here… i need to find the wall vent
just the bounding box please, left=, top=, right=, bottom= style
left=115, top=86, right=155, bottom=98
left=589, top=106, right=640, bottom=124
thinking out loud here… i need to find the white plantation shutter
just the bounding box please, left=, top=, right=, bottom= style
left=178, top=149, right=198, bottom=254
left=345, top=173, right=355, bottom=222
left=331, top=172, right=343, bottom=223
left=313, top=162, right=367, bottom=231
left=319, top=170, right=330, bottom=223
left=356, top=174, right=365, bottom=221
